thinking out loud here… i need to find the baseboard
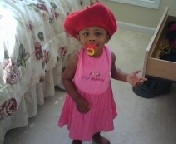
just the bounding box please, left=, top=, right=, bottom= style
left=118, top=21, right=155, bottom=35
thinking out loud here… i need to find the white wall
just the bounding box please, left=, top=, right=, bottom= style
left=101, top=0, right=176, bottom=28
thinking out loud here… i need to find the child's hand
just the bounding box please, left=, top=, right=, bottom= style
left=75, top=96, right=90, bottom=114
left=127, top=70, right=147, bottom=87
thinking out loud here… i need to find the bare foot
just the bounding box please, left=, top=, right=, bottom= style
left=92, top=132, right=110, bottom=144
left=72, top=140, right=82, bottom=144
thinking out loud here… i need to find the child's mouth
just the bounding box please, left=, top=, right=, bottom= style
left=86, top=44, right=97, bottom=56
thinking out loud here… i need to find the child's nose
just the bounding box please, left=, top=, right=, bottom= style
left=89, top=39, right=95, bottom=42
left=88, top=34, right=96, bottom=42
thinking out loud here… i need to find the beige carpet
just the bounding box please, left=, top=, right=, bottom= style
left=4, top=28, right=176, bottom=144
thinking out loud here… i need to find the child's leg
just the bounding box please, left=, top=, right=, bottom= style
left=92, top=132, right=110, bottom=144
left=72, top=140, right=82, bottom=144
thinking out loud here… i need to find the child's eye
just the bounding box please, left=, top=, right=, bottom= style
left=95, top=32, right=103, bottom=36
left=82, top=32, right=89, bottom=36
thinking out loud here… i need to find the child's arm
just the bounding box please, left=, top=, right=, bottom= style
left=111, top=52, right=147, bottom=86
left=62, top=54, right=90, bottom=113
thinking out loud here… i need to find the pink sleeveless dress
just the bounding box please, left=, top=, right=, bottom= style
left=58, top=46, right=117, bottom=141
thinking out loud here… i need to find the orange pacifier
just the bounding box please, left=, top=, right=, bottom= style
left=86, top=44, right=97, bottom=56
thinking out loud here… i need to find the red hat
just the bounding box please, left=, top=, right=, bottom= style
left=64, top=2, right=117, bottom=38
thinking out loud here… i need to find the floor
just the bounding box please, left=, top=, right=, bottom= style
left=4, top=28, right=176, bottom=144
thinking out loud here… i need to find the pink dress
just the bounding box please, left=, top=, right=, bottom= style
left=58, top=46, right=117, bottom=141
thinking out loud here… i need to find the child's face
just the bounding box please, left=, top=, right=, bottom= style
left=77, top=27, right=110, bottom=56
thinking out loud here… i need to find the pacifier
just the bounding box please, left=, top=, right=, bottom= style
left=86, top=44, right=97, bottom=56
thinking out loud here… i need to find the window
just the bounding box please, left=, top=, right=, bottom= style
left=108, top=0, right=160, bottom=9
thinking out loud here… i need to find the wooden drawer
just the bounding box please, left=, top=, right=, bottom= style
left=142, top=7, right=176, bottom=81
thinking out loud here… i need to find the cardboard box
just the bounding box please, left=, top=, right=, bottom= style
left=142, top=7, right=176, bottom=81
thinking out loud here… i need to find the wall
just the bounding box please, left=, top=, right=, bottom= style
left=101, top=0, right=176, bottom=28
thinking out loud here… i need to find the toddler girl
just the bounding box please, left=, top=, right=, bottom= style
left=58, top=2, right=146, bottom=144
